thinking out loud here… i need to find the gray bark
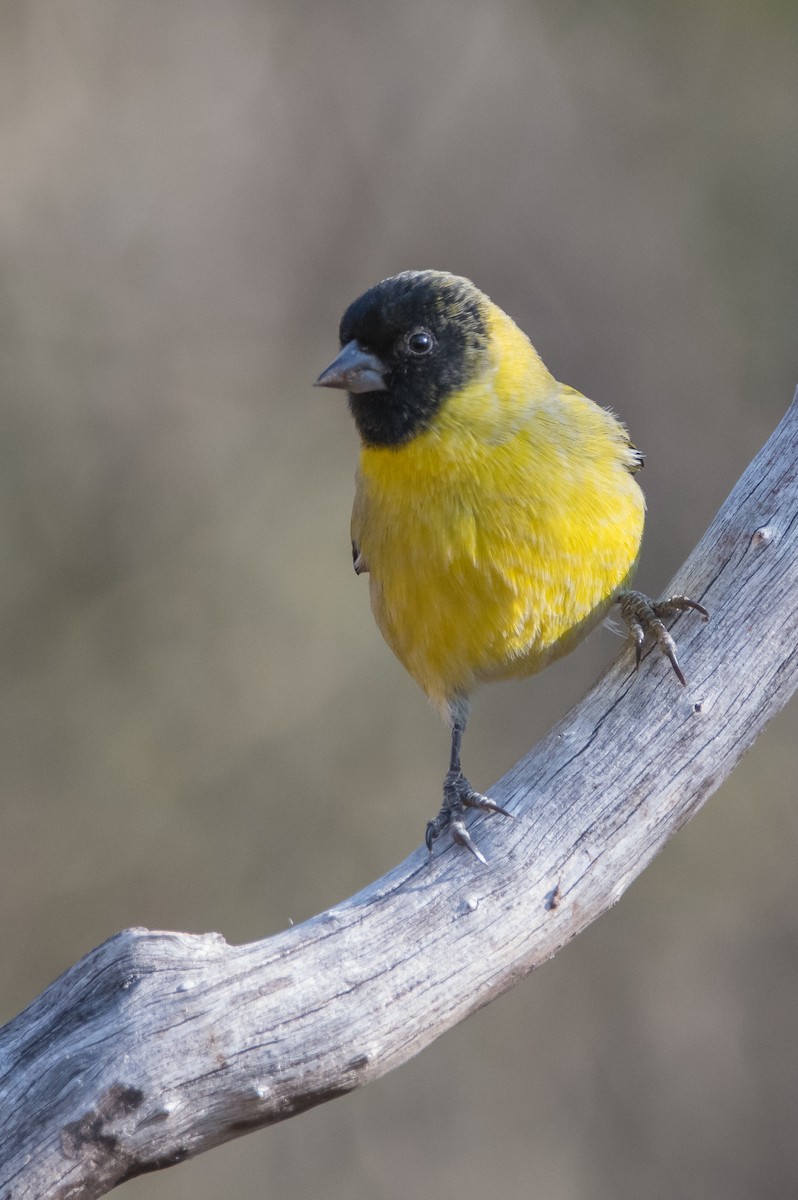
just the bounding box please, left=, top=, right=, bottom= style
left=2, top=393, right=797, bottom=1199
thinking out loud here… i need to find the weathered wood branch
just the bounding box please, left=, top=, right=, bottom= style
left=2, top=394, right=798, bottom=1198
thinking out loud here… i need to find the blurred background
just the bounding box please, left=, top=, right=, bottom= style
left=1, top=1, right=797, bottom=1196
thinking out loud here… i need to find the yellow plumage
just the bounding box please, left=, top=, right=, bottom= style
left=316, top=269, right=700, bottom=860
left=351, top=301, right=645, bottom=712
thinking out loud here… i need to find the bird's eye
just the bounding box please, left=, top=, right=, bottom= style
left=406, top=329, right=435, bottom=356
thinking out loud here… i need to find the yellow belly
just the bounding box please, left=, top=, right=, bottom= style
left=353, top=385, right=645, bottom=713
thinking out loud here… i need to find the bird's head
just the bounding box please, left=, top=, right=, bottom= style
left=315, top=270, right=492, bottom=447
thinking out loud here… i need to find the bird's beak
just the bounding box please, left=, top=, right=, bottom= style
left=314, top=340, right=388, bottom=394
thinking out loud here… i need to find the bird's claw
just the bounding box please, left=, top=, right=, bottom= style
left=425, top=810, right=449, bottom=852
left=617, top=590, right=709, bottom=686
left=425, top=770, right=513, bottom=862
left=449, top=818, right=488, bottom=865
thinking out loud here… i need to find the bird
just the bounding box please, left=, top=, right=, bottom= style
left=315, top=270, right=707, bottom=862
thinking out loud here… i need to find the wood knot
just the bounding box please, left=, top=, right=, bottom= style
left=750, top=525, right=774, bottom=548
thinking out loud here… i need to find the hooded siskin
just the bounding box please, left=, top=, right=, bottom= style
left=325, top=270, right=646, bottom=715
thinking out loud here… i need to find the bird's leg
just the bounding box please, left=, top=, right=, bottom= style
left=616, top=590, right=709, bottom=685
left=425, top=706, right=513, bottom=864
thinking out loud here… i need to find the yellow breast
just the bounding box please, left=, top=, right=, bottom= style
left=351, top=306, right=645, bottom=712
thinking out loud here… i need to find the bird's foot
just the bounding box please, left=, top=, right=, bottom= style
left=425, top=770, right=513, bottom=864
left=617, top=590, right=709, bottom=685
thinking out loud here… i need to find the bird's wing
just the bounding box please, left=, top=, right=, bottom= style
left=350, top=469, right=369, bottom=575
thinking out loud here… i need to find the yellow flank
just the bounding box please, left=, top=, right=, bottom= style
left=351, top=302, right=645, bottom=713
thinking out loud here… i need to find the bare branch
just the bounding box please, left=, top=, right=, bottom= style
left=2, top=394, right=797, bottom=1199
